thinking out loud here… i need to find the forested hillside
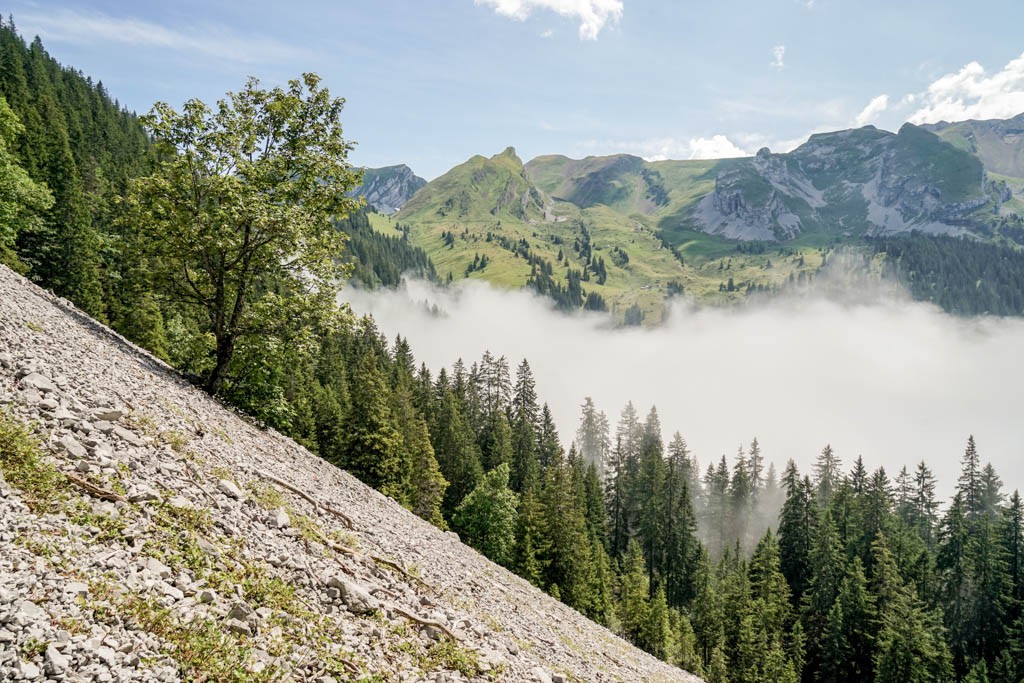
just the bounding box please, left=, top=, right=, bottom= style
left=0, top=17, right=152, bottom=322
left=2, top=23, right=1024, bottom=683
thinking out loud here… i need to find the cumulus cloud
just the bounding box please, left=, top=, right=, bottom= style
left=907, top=52, right=1024, bottom=124
left=341, top=279, right=1024, bottom=497
left=579, top=135, right=749, bottom=161
left=686, top=135, right=750, bottom=160
left=771, top=45, right=786, bottom=70
left=854, top=94, right=889, bottom=127
left=16, top=8, right=311, bottom=64
left=475, top=0, right=623, bottom=40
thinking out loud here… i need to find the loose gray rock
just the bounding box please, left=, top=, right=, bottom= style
left=20, top=372, right=56, bottom=393
left=58, top=434, right=87, bottom=458
left=217, top=479, right=243, bottom=500
left=44, top=643, right=69, bottom=675
left=92, top=407, right=125, bottom=422
left=267, top=508, right=290, bottom=528
left=327, top=576, right=380, bottom=614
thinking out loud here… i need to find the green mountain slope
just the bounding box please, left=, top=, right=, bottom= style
left=923, top=113, right=1024, bottom=179
left=387, top=117, right=1024, bottom=320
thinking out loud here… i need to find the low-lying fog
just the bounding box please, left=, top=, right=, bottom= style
left=340, top=278, right=1024, bottom=498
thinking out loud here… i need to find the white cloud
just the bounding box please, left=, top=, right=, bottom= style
left=854, top=94, right=889, bottom=127
left=687, top=135, right=750, bottom=160
left=342, top=278, right=1024, bottom=500
left=540, top=28, right=555, bottom=38
left=907, top=52, right=1024, bottom=124
left=17, top=9, right=310, bottom=64
left=579, top=135, right=749, bottom=161
left=475, top=0, right=624, bottom=40
left=771, top=45, right=786, bottom=70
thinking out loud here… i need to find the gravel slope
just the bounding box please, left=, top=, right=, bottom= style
left=0, top=264, right=700, bottom=683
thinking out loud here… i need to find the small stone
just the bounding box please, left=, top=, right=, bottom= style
left=267, top=508, right=290, bottom=528
left=198, top=589, right=216, bottom=604
left=45, top=643, right=69, bottom=675
left=217, top=479, right=243, bottom=500
left=76, top=460, right=94, bottom=473
left=129, top=484, right=159, bottom=502
left=92, top=407, right=126, bottom=422
left=146, top=557, right=172, bottom=579
left=38, top=397, right=59, bottom=411
left=20, top=372, right=56, bottom=393
left=16, top=659, right=41, bottom=678
left=326, top=576, right=379, bottom=614
left=224, top=617, right=253, bottom=636
left=58, top=434, right=88, bottom=458
left=552, top=675, right=568, bottom=683
left=531, top=667, right=553, bottom=683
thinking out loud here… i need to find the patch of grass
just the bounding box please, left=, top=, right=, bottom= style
left=421, top=640, right=485, bottom=679
left=0, top=412, right=68, bottom=512
left=245, top=481, right=285, bottom=510
left=113, top=591, right=279, bottom=682
left=160, top=430, right=189, bottom=453
left=129, top=413, right=158, bottom=436
left=21, top=636, right=47, bottom=656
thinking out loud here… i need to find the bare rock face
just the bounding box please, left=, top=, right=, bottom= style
left=693, top=124, right=990, bottom=241
left=351, top=164, right=427, bottom=214
left=0, top=264, right=701, bottom=683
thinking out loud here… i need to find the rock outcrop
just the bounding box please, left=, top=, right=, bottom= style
left=352, top=164, right=428, bottom=214
left=691, top=124, right=992, bottom=241
left=0, top=265, right=699, bottom=682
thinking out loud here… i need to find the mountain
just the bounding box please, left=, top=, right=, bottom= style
left=352, top=164, right=426, bottom=214
left=0, top=264, right=696, bottom=682
left=399, top=146, right=549, bottom=224
left=395, top=147, right=687, bottom=321
left=384, top=117, right=1024, bottom=320
left=923, top=113, right=1024, bottom=179
left=687, top=124, right=990, bottom=241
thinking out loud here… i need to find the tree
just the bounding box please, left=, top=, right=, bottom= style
left=0, top=95, right=52, bottom=268
left=453, top=463, right=518, bottom=566
left=340, top=348, right=403, bottom=498
left=125, top=73, right=361, bottom=392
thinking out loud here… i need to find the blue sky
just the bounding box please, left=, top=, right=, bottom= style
left=10, top=0, right=1024, bottom=178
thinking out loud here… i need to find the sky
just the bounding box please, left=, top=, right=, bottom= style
left=9, top=0, right=1024, bottom=179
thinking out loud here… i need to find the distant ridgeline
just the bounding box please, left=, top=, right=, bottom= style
left=385, top=119, right=1024, bottom=320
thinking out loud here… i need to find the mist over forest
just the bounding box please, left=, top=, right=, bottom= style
left=342, top=276, right=1024, bottom=497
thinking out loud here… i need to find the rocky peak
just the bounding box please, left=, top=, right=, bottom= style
left=351, top=164, right=427, bottom=214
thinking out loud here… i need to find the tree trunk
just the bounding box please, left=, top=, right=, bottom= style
left=205, top=334, right=235, bottom=394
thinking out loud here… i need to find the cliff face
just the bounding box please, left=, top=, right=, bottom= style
left=352, top=164, right=427, bottom=214
left=0, top=265, right=699, bottom=683
left=691, top=124, right=992, bottom=241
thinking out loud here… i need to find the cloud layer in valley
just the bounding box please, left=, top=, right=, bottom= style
left=341, top=279, right=1024, bottom=498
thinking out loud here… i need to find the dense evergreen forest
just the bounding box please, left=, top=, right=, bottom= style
left=2, top=22, right=1024, bottom=682
left=336, top=209, right=439, bottom=289
left=873, top=233, right=1024, bottom=316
